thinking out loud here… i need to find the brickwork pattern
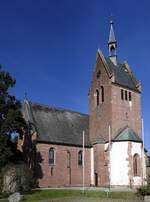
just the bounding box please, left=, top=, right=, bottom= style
left=36, top=143, right=91, bottom=187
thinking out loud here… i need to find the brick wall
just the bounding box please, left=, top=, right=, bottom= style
left=93, top=144, right=109, bottom=186
left=111, top=85, right=142, bottom=139
left=35, top=143, right=91, bottom=187
left=89, top=53, right=112, bottom=143
left=89, top=52, right=142, bottom=143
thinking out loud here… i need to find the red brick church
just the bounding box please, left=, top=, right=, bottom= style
left=21, top=20, right=146, bottom=187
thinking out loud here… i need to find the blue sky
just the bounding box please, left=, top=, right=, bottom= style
left=1, top=0, right=150, bottom=152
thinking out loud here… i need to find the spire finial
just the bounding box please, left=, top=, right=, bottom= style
left=24, top=92, right=28, bottom=100
left=110, top=14, right=113, bottom=25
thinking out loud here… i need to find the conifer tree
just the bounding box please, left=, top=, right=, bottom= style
left=0, top=66, right=27, bottom=169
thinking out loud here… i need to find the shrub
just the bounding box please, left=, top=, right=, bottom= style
left=0, top=172, right=3, bottom=193
left=147, top=169, right=150, bottom=185
left=138, top=185, right=150, bottom=196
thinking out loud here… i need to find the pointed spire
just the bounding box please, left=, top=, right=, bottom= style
left=108, top=20, right=116, bottom=44
left=108, top=18, right=117, bottom=65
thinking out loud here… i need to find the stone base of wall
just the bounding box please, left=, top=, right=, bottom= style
left=144, top=195, right=150, bottom=202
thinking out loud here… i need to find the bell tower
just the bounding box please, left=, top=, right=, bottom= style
left=89, top=19, right=143, bottom=187
left=108, top=20, right=117, bottom=65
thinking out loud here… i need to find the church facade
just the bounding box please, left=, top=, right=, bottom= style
left=21, top=21, right=146, bottom=188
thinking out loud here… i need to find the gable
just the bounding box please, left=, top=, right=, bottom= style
left=96, top=49, right=112, bottom=78
left=89, top=49, right=111, bottom=95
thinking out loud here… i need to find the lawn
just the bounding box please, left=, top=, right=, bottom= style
left=23, top=189, right=137, bottom=201
left=0, top=189, right=139, bottom=202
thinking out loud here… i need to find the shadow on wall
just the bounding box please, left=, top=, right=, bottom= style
left=22, top=127, right=43, bottom=188
left=35, top=151, right=43, bottom=182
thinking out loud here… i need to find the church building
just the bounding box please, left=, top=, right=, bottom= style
left=21, top=21, right=146, bottom=188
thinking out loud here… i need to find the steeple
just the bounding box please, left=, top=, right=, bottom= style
left=108, top=19, right=117, bottom=65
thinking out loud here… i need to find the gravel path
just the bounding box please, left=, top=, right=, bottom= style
left=33, top=197, right=143, bottom=202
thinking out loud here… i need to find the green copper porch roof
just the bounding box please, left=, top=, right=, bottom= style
left=114, top=127, right=142, bottom=142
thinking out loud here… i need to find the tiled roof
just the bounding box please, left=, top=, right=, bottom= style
left=23, top=101, right=90, bottom=147
left=105, top=57, right=139, bottom=91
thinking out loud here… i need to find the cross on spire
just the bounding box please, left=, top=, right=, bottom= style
left=24, top=92, right=28, bottom=100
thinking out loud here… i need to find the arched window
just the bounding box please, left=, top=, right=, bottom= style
left=78, top=150, right=83, bottom=166
left=110, top=45, right=116, bottom=56
left=121, top=89, right=124, bottom=100
left=101, top=86, right=104, bottom=102
left=133, top=154, right=140, bottom=176
left=67, top=151, right=71, bottom=168
left=129, top=92, right=132, bottom=101
left=49, top=148, right=55, bottom=165
left=96, top=89, right=99, bottom=106
left=125, top=90, right=128, bottom=101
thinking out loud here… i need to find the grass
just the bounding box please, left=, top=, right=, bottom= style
left=23, top=189, right=137, bottom=201
left=0, top=192, right=9, bottom=202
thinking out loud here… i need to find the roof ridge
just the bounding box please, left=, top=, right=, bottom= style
left=30, top=101, right=89, bottom=116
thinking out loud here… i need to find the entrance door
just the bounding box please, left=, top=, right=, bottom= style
left=95, top=173, right=98, bottom=186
